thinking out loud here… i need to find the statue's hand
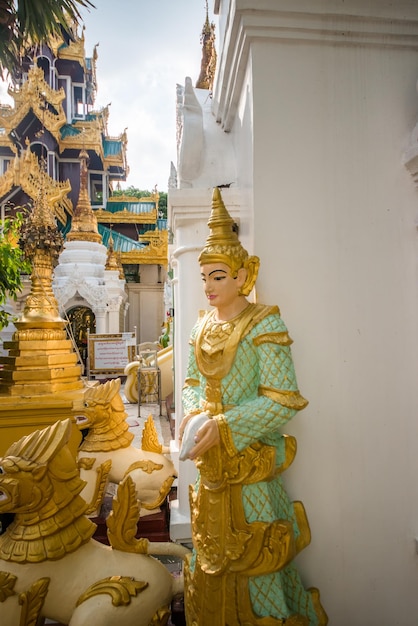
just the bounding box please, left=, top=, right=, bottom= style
left=188, top=417, right=220, bottom=460
left=179, top=412, right=197, bottom=441
left=179, top=412, right=210, bottom=461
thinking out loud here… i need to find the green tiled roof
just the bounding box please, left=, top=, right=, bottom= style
left=98, top=225, right=146, bottom=252
left=60, top=124, right=81, bottom=138
left=103, top=201, right=155, bottom=214
left=58, top=222, right=145, bottom=253
left=103, top=139, right=121, bottom=156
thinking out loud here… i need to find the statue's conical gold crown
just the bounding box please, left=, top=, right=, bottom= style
left=199, top=187, right=259, bottom=296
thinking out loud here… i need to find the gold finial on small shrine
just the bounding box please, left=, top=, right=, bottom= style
left=0, top=157, right=84, bottom=395
left=18, top=165, right=64, bottom=326
left=105, top=230, right=125, bottom=279
left=66, top=147, right=102, bottom=243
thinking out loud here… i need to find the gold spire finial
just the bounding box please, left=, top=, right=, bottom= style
left=66, top=148, right=102, bottom=243
left=105, top=230, right=124, bottom=278
left=18, top=167, right=65, bottom=325
left=199, top=188, right=260, bottom=296
left=27, top=174, right=58, bottom=231
left=196, top=0, right=217, bottom=90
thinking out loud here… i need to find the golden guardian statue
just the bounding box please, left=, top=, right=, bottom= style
left=180, top=187, right=328, bottom=625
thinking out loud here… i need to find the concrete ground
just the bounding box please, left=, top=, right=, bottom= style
left=121, top=382, right=172, bottom=449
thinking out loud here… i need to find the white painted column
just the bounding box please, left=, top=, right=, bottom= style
left=107, top=306, right=119, bottom=333
left=168, top=188, right=245, bottom=542
left=168, top=190, right=209, bottom=542
left=107, top=294, right=124, bottom=334
left=94, top=308, right=107, bottom=334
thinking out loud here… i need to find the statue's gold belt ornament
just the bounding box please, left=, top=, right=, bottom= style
left=190, top=442, right=296, bottom=578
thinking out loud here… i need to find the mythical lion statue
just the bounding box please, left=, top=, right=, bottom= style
left=75, top=378, right=176, bottom=517
left=0, top=418, right=189, bottom=626
left=124, top=345, right=173, bottom=405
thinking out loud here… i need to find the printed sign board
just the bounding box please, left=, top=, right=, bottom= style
left=87, top=332, right=136, bottom=376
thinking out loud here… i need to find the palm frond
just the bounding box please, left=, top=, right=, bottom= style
left=0, top=0, right=95, bottom=75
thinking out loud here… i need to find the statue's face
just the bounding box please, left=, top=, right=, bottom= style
left=200, top=263, right=245, bottom=312
left=0, top=456, right=49, bottom=513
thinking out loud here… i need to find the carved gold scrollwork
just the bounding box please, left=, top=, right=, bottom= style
left=139, top=475, right=176, bottom=511
left=191, top=441, right=296, bottom=578
left=80, top=459, right=112, bottom=517
left=18, top=577, right=50, bottom=626
left=141, top=414, right=164, bottom=453
left=126, top=459, right=163, bottom=475
left=149, top=605, right=171, bottom=626
left=76, top=576, right=148, bottom=608
left=0, top=570, right=17, bottom=602
left=106, top=476, right=149, bottom=554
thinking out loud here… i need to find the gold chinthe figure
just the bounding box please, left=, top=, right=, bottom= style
left=180, top=188, right=328, bottom=625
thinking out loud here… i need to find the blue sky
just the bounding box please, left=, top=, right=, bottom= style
left=81, top=1, right=211, bottom=191
left=0, top=1, right=213, bottom=192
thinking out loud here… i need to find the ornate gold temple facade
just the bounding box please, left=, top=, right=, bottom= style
left=0, top=20, right=168, bottom=450
left=0, top=148, right=73, bottom=224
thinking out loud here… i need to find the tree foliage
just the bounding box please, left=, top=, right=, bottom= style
left=0, top=212, right=31, bottom=330
left=0, top=0, right=95, bottom=76
left=113, top=187, right=153, bottom=199
left=158, top=192, right=167, bottom=219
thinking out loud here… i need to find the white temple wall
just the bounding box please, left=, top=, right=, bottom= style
left=229, top=59, right=254, bottom=250
left=211, top=2, right=418, bottom=623
left=247, top=32, right=418, bottom=622
left=230, top=57, right=253, bottom=193
left=168, top=0, right=418, bottom=622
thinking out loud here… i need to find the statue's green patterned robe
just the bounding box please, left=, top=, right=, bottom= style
left=182, top=302, right=327, bottom=626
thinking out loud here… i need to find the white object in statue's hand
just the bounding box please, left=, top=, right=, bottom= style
left=179, top=412, right=209, bottom=461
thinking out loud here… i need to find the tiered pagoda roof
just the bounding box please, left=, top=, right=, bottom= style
left=0, top=22, right=167, bottom=274
left=0, top=26, right=128, bottom=229
left=95, top=192, right=168, bottom=266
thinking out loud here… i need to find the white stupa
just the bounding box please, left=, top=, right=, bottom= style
left=53, top=149, right=127, bottom=335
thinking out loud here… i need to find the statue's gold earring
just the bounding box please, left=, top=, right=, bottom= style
left=240, top=256, right=260, bottom=296
left=236, top=267, right=247, bottom=297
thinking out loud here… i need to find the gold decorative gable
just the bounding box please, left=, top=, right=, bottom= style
left=41, top=20, right=86, bottom=66
left=94, top=207, right=157, bottom=224
left=1, top=65, right=66, bottom=142
left=59, top=114, right=126, bottom=172
left=56, top=32, right=86, bottom=68
left=59, top=119, right=104, bottom=159
left=121, top=230, right=168, bottom=266
left=0, top=112, right=15, bottom=148
left=0, top=150, right=72, bottom=224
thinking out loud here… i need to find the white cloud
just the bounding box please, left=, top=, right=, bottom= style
left=0, top=1, right=214, bottom=192
left=81, top=0, right=212, bottom=190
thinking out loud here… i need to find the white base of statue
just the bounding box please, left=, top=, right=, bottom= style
left=169, top=499, right=192, bottom=543
left=169, top=437, right=195, bottom=543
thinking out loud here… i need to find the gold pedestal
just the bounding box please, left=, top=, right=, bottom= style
left=0, top=393, right=83, bottom=456
left=0, top=323, right=85, bottom=456
left=0, top=325, right=84, bottom=394
left=0, top=157, right=100, bottom=457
